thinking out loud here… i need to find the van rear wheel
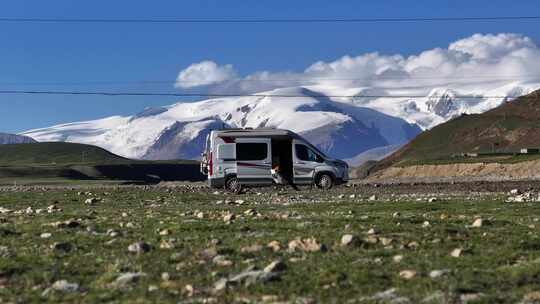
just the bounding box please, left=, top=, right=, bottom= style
left=316, top=173, right=334, bottom=190
left=225, top=176, right=242, bottom=194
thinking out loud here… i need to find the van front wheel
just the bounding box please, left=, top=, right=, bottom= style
left=225, top=176, right=242, bottom=194
left=316, top=173, right=334, bottom=190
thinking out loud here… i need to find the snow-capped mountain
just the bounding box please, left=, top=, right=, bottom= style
left=333, top=82, right=540, bottom=130
left=21, top=82, right=539, bottom=165
left=21, top=86, right=420, bottom=162
left=0, top=133, right=36, bottom=144
left=19, top=33, right=540, bottom=165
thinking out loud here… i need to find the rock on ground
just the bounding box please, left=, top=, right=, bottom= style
left=341, top=234, right=358, bottom=247
left=112, top=272, right=147, bottom=288
left=128, top=241, right=152, bottom=254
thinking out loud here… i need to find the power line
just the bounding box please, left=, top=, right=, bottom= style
left=0, top=89, right=515, bottom=99
left=1, top=74, right=538, bottom=86
left=1, top=16, right=540, bottom=24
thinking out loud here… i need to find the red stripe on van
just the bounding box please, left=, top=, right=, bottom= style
left=208, top=151, right=213, bottom=176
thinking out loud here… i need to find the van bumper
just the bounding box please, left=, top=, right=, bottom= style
left=336, top=171, right=349, bottom=185
left=208, top=177, right=225, bottom=188
left=335, top=178, right=348, bottom=185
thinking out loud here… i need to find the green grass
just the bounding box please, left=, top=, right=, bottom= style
left=0, top=178, right=132, bottom=186
left=399, top=153, right=540, bottom=167
left=0, top=142, right=198, bottom=166
left=0, top=142, right=129, bottom=166
left=0, top=187, right=539, bottom=302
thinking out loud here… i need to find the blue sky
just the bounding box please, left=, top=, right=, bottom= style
left=2, top=0, right=540, bottom=133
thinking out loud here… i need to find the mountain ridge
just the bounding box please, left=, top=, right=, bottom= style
left=22, top=86, right=422, bottom=162
left=21, top=83, right=540, bottom=165
left=0, top=133, right=36, bottom=145
left=371, top=89, right=540, bottom=173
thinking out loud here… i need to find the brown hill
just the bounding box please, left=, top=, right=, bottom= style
left=371, top=89, right=540, bottom=173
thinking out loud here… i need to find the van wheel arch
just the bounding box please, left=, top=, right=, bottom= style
left=224, top=174, right=242, bottom=193
left=314, top=171, right=335, bottom=190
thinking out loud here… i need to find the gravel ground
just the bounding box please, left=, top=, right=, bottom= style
left=2, top=179, right=540, bottom=197
left=2, top=180, right=540, bottom=302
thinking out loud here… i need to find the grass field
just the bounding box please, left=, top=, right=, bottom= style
left=1, top=187, right=540, bottom=303
left=398, top=153, right=540, bottom=167
left=0, top=143, right=204, bottom=184
left=0, top=142, right=129, bottom=165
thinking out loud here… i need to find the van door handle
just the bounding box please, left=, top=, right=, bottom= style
left=263, top=161, right=271, bottom=164
left=295, top=161, right=305, bottom=165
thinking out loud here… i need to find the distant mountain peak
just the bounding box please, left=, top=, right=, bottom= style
left=373, top=89, right=540, bottom=171
left=0, top=133, right=36, bottom=144
left=130, top=106, right=168, bottom=121
left=426, top=88, right=458, bottom=117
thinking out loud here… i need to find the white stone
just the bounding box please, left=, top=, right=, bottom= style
left=114, top=272, right=146, bottom=287
left=471, top=218, right=483, bottom=228
left=393, top=255, right=403, bottom=263
left=399, top=270, right=416, bottom=279
left=341, top=234, right=357, bottom=246
left=51, top=280, right=79, bottom=292
left=429, top=269, right=449, bottom=278
left=264, top=260, right=286, bottom=273
left=450, top=248, right=462, bottom=258
left=40, top=232, right=52, bottom=239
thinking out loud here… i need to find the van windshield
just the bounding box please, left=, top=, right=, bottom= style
left=301, top=142, right=326, bottom=158
left=296, top=135, right=327, bottom=158
left=309, top=144, right=327, bottom=158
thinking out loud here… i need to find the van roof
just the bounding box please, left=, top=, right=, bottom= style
left=213, top=128, right=299, bottom=139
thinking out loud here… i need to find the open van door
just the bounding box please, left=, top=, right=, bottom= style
left=236, top=138, right=273, bottom=185
left=293, top=140, right=324, bottom=184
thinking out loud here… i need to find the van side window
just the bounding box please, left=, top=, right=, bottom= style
left=295, top=144, right=323, bottom=163
left=236, top=143, right=268, bottom=161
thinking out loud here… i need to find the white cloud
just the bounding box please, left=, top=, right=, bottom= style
left=175, top=61, right=237, bottom=88
left=175, top=33, right=540, bottom=94
left=448, top=33, right=535, bottom=60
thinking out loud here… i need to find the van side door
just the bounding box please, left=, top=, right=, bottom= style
left=293, top=140, right=324, bottom=184
left=236, top=138, right=273, bottom=185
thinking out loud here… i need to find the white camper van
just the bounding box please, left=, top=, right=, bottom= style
left=200, top=128, right=348, bottom=192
